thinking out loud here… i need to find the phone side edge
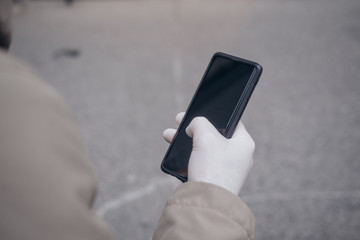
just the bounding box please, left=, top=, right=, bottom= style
left=224, top=64, right=263, bottom=138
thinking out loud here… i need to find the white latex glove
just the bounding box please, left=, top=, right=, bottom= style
left=163, top=113, right=255, bottom=196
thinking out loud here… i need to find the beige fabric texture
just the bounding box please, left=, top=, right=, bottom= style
left=0, top=50, right=115, bottom=240
left=153, top=181, right=256, bottom=240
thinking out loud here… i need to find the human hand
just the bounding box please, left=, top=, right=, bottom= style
left=163, top=113, right=255, bottom=196
left=163, top=112, right=186, bottom=143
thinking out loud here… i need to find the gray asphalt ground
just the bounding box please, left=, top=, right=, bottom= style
left=9, top=0, right=360, bottom=239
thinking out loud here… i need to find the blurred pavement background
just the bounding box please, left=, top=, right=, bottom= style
left=9, top=0, right=360, bottom=239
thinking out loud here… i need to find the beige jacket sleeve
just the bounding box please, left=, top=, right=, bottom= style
left=153, top=182, right=255, bottom=240
left=0, top=50, right=115, bottom=240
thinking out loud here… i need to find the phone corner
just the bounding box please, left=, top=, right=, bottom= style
left=255, top=63, right=263, bottom=74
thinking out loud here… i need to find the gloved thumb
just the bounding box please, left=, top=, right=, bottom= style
left=185, top=117, right=221, bottom=140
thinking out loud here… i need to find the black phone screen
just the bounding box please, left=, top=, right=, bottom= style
left=162, top=53, right=260, bottom=180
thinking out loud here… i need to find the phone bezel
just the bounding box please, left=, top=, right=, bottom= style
left=161, top=52, right=262, bottom=182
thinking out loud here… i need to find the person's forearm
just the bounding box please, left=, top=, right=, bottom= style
left=153, top=182, right=255, bottom=240
left=0, top=51, right=115, bottom=240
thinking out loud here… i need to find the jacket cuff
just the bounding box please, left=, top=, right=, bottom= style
left=166, top=181, right=255, bottom=239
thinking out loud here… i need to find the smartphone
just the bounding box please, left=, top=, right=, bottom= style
left=161, top=52, right=262, bottom=182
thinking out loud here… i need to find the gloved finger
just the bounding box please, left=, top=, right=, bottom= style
left=185, top=116, right=221, bottom=139
left=175, top=112, right=185, bottom=126
left=163, top=128, right=177, bottom=143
